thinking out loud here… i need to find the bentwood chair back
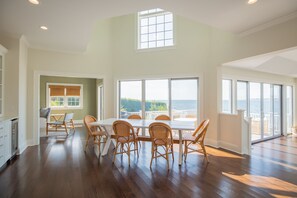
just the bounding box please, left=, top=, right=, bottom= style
left=183, top=119, right=210, bottom=162
left=192, top=119, right=210, bottom=144
left=83, top=115, right=107, bottom=153
left=128, top=114, right=141, bottom=120
left=112, top=120, right=139, bottom=165
left=149, top=122, right=174, bottom=170
left=128, top=114, right=142, bottom=146
left=155, top=114, right=171, bottom=121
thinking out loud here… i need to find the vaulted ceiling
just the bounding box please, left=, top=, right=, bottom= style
left=1, top=0, right=297, bottom=52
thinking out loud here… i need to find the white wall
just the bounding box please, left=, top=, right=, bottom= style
left=22, top=14, right=297, bottom=148
left=110, top=14, right=231, bottom=146
left=27, top=20, right=113, bottom=144
left=0, top=35, right=19, bottom=117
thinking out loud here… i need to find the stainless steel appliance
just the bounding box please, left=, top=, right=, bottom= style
left=11, top=118, right=18, bottom=156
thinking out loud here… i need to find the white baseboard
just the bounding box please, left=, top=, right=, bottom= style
left=204, top=138, right=219, bottom=148
left=218, top=141, right=242, bottom=154
left=18, top=144, right=28, bottom=155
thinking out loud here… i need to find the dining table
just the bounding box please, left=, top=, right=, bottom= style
left=89, top=118, right=196, bottom=165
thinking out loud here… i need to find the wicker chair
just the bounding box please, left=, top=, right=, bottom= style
left=149, top=122, right=174, bottom=170
left=128, top=114, right=142, bottom=136
left=47, top=113, right=75, bottom=135
left=183, top=119, right=210, bottom=162
left=112, top=120, right=139, bottom=165
left=128, top=114, right=142, bottom=147
left=155, top=114, right=171, bottom=121
left=83, top=115, right=107, bottom=154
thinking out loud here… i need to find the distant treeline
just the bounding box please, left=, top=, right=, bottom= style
left=121, top=98, right=167, bottom=112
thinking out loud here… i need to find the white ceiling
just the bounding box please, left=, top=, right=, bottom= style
left=223, top=47, right=297, bottom=77
left=1, top=0, right=297, bottom=52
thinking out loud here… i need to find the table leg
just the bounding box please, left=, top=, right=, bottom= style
left=102, top=137, right=111, bottom=156
left=178, top=130, right=183, bottom=166
left=101, top=126, right=115, bottom=156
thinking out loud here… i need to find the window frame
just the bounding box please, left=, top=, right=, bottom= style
left=46, top=83, right=83, bottom=110
left=137, top=8, right=175, bottom=51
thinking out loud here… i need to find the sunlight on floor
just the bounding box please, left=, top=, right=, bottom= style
left=252, top=155, right=297, bottom=171
left=207, top=147, right=244, bottom=159
left=222, top=172, right=297, bottom=197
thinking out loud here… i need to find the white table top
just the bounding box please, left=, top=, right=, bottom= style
left=90, top=118, right=196, bottom=131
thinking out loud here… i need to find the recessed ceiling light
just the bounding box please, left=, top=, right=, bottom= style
left=28, top=0, right=39, bottom=5
left=40, top=26, right=48, bottom=30
left=247, top=0, right=258, bottom=4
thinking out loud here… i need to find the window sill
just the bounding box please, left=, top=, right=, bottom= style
left=136, top=45, right=176, bottom=53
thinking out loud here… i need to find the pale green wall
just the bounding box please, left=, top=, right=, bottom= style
left=40, top=76, right=97, bottom=120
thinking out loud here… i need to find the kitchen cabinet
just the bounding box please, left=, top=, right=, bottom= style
left=0, top=119, right=11, bottom=168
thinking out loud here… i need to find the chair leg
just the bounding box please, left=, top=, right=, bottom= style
left=150, top=144, right=155, bottom=168
left=184, top=141, right=188, bottom=162
left=128, top=143, right=131, bottom=166
left=201, top=143, right=209, bottom=163
left=64, top=124, right=68, bottom=135
left=113, top=141, right=119, bottom=164
left=135, top=140, right=139, bottom=158
left=71, top=119, right=75, bottom=132
left=171, top=144, right=174, bottom=161
left=166, top=146, right=169, bottom=170
left=84, top=135, right=90, bottom=151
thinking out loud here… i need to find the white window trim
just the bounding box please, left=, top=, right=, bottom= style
left=46, top=82, right=83, bottom=110
left=136, top=9, right=176, bottom=51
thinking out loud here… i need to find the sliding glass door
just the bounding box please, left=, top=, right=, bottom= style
left=171, top=79, right=198, bottom=122
left=263, top=84, right=273, bottom=139
left=248, top=82, right=282, bottom=142
left=250, top=82, right=262, bottom=141
left=119, top=81, right=142, bottom=118
left=286, top=86, right=293, bottom=133
left=119, top=78, right=199, bottom=122
left=273, top=85, right=281, bottom=136
left=145, top=80, right=169, bottom=119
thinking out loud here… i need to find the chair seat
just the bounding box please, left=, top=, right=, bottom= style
left=91, top=130, right=107, bottom=136
left=154, top=138, right=172, bottom=145
left=182, top=133, right=196, bottom=141
left=48, top=121, right=64, bottom=125
left=117, top=136, right=136, bottom=143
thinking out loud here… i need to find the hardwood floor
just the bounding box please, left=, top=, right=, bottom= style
left=0, top=128, right=297, bottom=198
